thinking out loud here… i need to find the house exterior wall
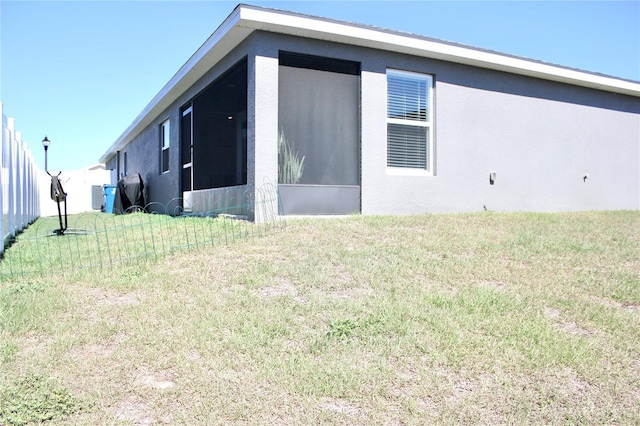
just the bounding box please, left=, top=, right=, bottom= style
left=249, top=36, right=279, bottom=221
left=360, top=51, right=640, bottom=214
left=254, top=32, right=639, bottom=214
left=109, top=29, right=639, bottom=217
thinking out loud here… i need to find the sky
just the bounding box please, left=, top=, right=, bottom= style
left=1, top=1, right=639, bottom=172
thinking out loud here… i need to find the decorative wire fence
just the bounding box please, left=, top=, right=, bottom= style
left=0, top=184, right=285, bottom=280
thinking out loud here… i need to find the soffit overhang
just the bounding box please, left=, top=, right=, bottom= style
left=100, top=4, right=640, bottom=163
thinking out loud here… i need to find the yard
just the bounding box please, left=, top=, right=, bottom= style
left=1, top=211, right=639, bottom=424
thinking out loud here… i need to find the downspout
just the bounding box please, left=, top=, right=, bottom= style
left=116, top=150, right=121, bottom=180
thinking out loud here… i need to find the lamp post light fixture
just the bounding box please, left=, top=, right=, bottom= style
left=42, top=136, right=50, bottom=172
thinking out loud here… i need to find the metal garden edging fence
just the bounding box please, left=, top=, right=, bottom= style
left=0, top=183, right=286, bottom=280
left=1, top=103, right=40, bottom=257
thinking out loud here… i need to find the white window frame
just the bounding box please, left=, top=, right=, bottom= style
left=386, top=69, right=434, bottom=175
left=160, top=118, right=170, bottom=174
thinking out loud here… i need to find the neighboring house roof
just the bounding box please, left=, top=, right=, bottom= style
left=99, top=3, right=640, bottom=164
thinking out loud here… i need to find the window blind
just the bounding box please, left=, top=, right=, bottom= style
left=386, top=70, right=432, bottom=171
left=387, top=73, right=428, bottom=121
left=387, top=124, right=428, bottom=169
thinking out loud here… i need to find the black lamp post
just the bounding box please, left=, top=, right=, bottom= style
left=42, top=136, right=50, bottom=172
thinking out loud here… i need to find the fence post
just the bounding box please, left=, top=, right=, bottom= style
left=16, top=131, right=25, bottom=231
left=7, top=117, right=16, bottom=242
left=1, top=103, right=5, bottom=255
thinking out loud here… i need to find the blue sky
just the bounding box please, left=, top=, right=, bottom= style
left=2, top=1, right=639, bottom=172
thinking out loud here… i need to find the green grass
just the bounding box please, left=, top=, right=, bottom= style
left=0, top=373, right=84, bottom=425
left=1, top=211, right=639, bottom=424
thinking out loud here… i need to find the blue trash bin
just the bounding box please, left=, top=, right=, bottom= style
left=103, top=185, right=116, bottom=213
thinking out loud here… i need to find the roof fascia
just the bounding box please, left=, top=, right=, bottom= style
left=239, top=5, right=640, bottom=96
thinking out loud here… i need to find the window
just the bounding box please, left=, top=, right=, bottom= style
left=123, top=152, right=128, bottom=177
left=387, top=69, right=433, bottom=172
left=160, top=119, right=170, bottom=173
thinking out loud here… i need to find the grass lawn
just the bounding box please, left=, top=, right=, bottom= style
left=1, top=211, right=639, bottom=424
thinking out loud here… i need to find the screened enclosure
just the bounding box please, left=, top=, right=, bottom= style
left=278, top=52, right=361, bottom=214
left=181, top=58, right=248, bottom=196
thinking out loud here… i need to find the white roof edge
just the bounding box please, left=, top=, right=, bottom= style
left=100, top=4, right=640, bottom=163
left=239, top=5, right=640, bottom=95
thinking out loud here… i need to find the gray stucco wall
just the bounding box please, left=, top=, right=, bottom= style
left=112, top=30, right=639, bottom=217
left=253, top=31, right=639, bottom=214
left=361, top=54, right=639, bottom=214
left=249, top=37, right=279, bottom=221
left=120, top=115, right=180, bottom=211
left=104, top=112, right=181, bottom=212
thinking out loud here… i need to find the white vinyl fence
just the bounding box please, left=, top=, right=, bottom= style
left=1, top=103, right=40, bottom=255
